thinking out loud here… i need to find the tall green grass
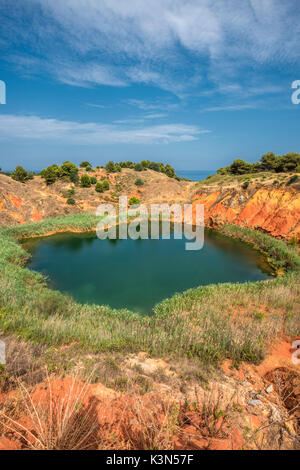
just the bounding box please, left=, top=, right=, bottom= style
left=0, top=215, right=299, bottom=367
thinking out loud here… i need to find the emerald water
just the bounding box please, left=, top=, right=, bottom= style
left=24, top=229, right=272, bottom=315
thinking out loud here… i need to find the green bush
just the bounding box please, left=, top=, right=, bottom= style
left=105, top=161, right=116, bottom=173
left=114, top=160, right=177, bottom=178
left=242, top=180, right=250, bottom=189
left=61, top=161, right=78, bottom=178
left=102, top=179, right=110, bottom=191
left=134, top=163, right=143, bottom=172
left=40, top=162, right=79, bottom=185
left=69, top=170, right=79, bottom=185
left=135, top=178, right=144, bottom=187
left=80, top=161, right=92, bottom=168
left=129, top=196, right=141, bottom=205
left=11, top=166, right=28, bottom=183
left=95, top=182, right=104, bottom=193
left=66, top=197, right=76, bottom=205
left=164, top=164, right=176, bottom=178
left=90, top=177, right=97, bottom=185
left=286, top=175, right=298, bottom=185
left=40, top=165, right=59, bottom=185
left=80, top=174, right=91, bottom=188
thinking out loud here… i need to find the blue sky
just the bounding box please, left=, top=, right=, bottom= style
left=0, top=0, right=300, bottom=171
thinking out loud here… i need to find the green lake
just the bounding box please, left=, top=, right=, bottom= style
left=24, top=229, right=272, bottom=315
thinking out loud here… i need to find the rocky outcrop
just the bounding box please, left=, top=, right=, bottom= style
left=192, top=184, right=300, bottom=240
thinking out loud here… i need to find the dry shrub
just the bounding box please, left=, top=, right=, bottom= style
left=0, top=335, right=46, bottom=394
left=265, top=367, right=300, bottom=435
left=0, top=375, right=101, bottom=450
left=120, top=395, right=179, bottom=450
left=178, top=386, right=234, bottom=447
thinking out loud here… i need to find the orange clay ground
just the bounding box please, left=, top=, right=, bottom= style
left=0, top=338, right=299, bottom=451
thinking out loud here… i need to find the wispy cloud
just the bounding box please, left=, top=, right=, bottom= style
left=2, top=0, right=299, bottom=94
left=125, top=99, right=179, bottom=112
left=144, top=113, right=167, bottom=119
left=85, top=103, right=110, bottom=109
left=0, top=114, right=210, bottom=144
left=201, top=104, right=257, bottom=113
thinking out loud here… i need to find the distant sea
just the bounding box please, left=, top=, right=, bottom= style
left=176, top=170, right=215, bottom=182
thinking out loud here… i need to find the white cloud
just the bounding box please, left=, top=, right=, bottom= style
left=2, top=0, right=299, bottom=93
left=0, top=114, right=209, bottom=144
left=201, top=104, right=257, bottom=112
left=144, top=114, right=167, bottom=119
left=85, top=103, right=109, bottom=109
left=53, top=63, right=127, bottom=88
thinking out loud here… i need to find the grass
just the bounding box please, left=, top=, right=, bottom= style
left=0, top=214, right=299, bottom=367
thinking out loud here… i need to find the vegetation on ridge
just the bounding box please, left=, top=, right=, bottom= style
left=217, top=152, right=300, bottom=175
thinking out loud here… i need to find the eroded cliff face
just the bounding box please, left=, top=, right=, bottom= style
left=192, top=184, right=300, bottom=240
left=0, top=171, right=299, bottom=240
left=0, top=170, right=192, bottom=227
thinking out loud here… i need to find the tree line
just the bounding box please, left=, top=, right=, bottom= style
left=217, top=152, right=300, bottom=175
left=1, top=159, right=178, bottom=184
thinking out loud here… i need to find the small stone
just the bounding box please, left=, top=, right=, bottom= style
left=266, top=384, right=273, bottom=394
left=270, top=405, right=281, bottom=422
left=248, top=399, right=263, bottom=407
left=242, top=381, right=251, bottom=387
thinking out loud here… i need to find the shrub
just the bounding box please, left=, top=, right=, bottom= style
left=141, top=160, right=150, bottom=169
left=90, top=177, right=97, bottom=185
left=11, top=166, right=28, bottom=183
left=79, top=161, right=92, bottom=168
left=40, top=166, right=58, bottom=185
left=135, top=178, right=144, bottom=187
left=80, top=175, right=91, bottom=188
left=129, top=196, right=141, bottom=205
left=286, top=175, right=298, bottom=185
left=69, top=170, right=79, bottom=185
left=134, top=163, right=143, bottom=172
left=95, top=182, right=104, bottom=193
left=105, top=161, right=116, bottom=173
left=61, top=162, right=78, bottom=178
left=0, top=378, right=100, bottom=450
left=66, top=197, right=76, bottom=205
left=242, top=181, right=250, bottom=189
left=164, top=164, right=175, bottom=178
left=102, top=179, right=110, bottom=191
